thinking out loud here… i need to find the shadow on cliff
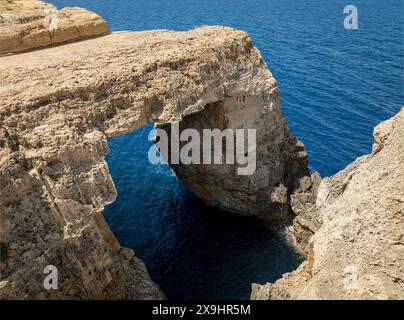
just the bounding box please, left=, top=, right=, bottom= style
left=103, top=125, right=302, bottom=299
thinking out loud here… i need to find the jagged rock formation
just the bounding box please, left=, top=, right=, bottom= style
left=0, top=0, right=110, bottom=55
left=252, top=108, right=404, bottom=300
left=161, top=61, right=310, bottom=220
left=2, top=2, right=401, bottom=301
left=0, top=20, right=310, bottom=298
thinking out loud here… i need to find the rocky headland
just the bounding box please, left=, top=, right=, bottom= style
left=252, top=108, right=404, bottom=299
left=0, top=1, right=402, bottom=300
left=0, top=1, right=314, bottom=298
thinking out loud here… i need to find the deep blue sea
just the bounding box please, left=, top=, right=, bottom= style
left=53, top=0, right=403, bottom=299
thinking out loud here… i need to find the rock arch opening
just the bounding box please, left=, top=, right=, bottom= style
left=104, top=123, right=303, bottom=299
left=0, top=26, right=314, bottom=299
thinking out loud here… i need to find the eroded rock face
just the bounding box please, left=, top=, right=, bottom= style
left=0, top=25, right=308, bottom=298
left=162, top=95, right=310, bottom=220
left=0, top=0, right=110, bottom=55
left=0, top=130, right=164, bottom=299
left=252, top=108, right=404, bottom=300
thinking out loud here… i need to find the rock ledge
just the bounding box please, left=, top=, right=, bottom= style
left=0, top=0, right=110, bottom=55
left=252, top=108, right=404, bottom=300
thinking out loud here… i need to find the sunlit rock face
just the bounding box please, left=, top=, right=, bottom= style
left=0, top=0, right=110, bottom=55
left=252, top=108, right=404, bottom=300
left=0, top=17, right=312, bottom=298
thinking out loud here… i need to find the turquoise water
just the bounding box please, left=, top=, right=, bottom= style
left=53, top=0, right=403, bottom=299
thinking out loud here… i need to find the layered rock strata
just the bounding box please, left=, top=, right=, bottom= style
left=160, top=66, right=310, bottom=221
left=0, top=0, right=110, bottom=55
left=252, top=108, right=404, bottom=300
left=0, top=25, right=309, bottom=298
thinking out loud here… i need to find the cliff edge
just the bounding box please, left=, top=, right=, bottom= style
left=0, top=0, right=110, bottom=55
left=252, top=108, right=404, bottom=299
left=0, top=21, right=311, bottom=297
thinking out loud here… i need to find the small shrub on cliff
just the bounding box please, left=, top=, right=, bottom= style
left=30, top=158, right=38, bottom=168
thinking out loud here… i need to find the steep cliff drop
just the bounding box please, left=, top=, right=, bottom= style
left=252, top=108, right=404, bottom=300
left=0, top=2, right=312, bottom=298
left=161, top=84, right=311, bottom=221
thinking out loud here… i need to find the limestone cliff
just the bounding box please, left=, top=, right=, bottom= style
left=161, top=86, right=311, bottom=220
left=252, top=108, right=404, bottom=300
left=3, top=1, right=399, bottom=301
left=0, top=18, right=310, bottom=297
left=0, top=0, right=110, bottom=55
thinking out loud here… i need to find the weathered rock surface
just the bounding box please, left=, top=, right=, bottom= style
left=161, top=60, right=310, bottom=220
left=0, top=25, right=309, bottom=298
left=252, top=108, right=404, bottom=300
left=0, top=0, right=110, bottom=55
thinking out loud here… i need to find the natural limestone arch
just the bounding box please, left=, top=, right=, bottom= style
left=0, top=27, right=312, bottom=299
